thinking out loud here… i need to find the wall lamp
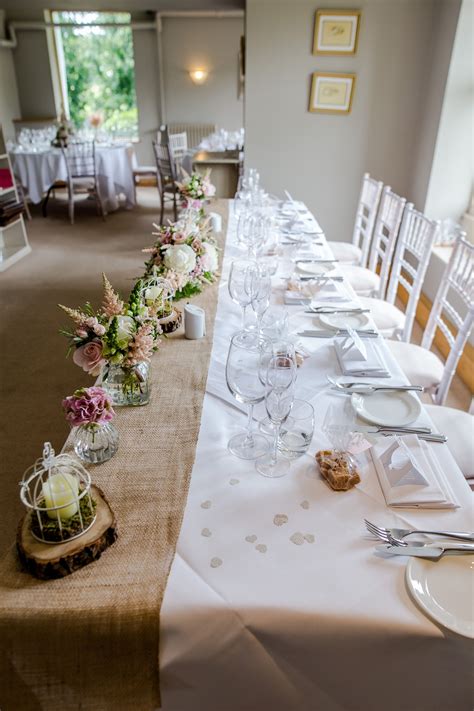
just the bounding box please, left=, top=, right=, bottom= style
left=189, top=69, right=208, bottom=85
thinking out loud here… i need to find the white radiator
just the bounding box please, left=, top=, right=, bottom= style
left=168, top=123, right=217, bottom=150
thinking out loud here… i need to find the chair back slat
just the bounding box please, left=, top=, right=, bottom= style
left=152, top=141, right=177, bottom=187
left=64, top=141, right=97, bottom=178
left=421, top=233, right=474, bottom=404
left=352, top=173, right=383, bottom=267
left=169, top=132, right=188, bottom=157
left=384, top=204, right=438, bottom=341
left=368, top=186, right=406, bottom=299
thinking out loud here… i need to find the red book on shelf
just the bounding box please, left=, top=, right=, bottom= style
left=0, top=168, right=14, bottom=190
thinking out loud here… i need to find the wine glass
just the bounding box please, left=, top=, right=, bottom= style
left=228, top=258, right=259, bottom=328
left=258, top=340, right=297, bottom=436
left=226, top=331, right=270, bottom=459
left=256, top=354, right=296, bottom=478
left=250, top=269, right=271, bottom=332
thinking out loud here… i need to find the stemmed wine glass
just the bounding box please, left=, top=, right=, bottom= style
left=226, top=331, right=270, bottom=459
left=256, top=354, right=296, bottom=478
left=250, top=269, right=272, bottom=332
left=258, top=339, right=297, bottom=436
left=228, top=258, right=259, bottom=329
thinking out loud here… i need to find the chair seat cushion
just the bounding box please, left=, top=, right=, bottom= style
left=327, top=241, right=362, bottom=265
left=425, top=404, right=474, bottom=480
left=385, top=340, right=444, bottom=389
left=339, top=265, right=380, bottom=296
left=134, top=166, right=157, bottom=174
left=359, top=297, right=405, bottom=336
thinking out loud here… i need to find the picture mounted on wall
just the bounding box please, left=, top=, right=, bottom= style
left=309, top=72, right=355, bottom=114
left=313, top=10, right=361, bottom=55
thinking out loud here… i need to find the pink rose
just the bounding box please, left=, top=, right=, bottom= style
left=72, top=339, right=105, bottom=376
left=75, top=328, right=88, bottom=339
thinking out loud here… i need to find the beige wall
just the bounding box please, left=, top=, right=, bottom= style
left=245, top=0, right=462, bottom=241
left=0, top=47, right=21, bottom=140
left=161, top=16, right=243, bottom=131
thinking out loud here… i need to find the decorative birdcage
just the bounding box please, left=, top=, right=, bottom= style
left=19, top=442, right=96, bottom=545
left=140, top=269, right=182, bottom=334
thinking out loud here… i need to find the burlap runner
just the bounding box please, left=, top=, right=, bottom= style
left=0, top=201, right=229, bottom=710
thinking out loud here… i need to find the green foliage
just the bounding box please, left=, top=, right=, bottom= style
left=174, top=283, right=203, bottom=301
left=54, top=11, right=138, bottom=137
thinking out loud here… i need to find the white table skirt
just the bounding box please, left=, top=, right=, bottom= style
left=12, top=145, right=135, bottom=213
left=159, top=202, right=473, bottom=711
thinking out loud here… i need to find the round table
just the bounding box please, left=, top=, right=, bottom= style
left=12, top=144, right=136, bottom=213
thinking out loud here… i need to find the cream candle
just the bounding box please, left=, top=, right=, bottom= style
left=42, top=472, right=79, bottom=520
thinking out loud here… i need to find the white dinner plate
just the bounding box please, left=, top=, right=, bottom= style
left=351, top=390, right=421, bottom=426
left=319, top=312, right=370, bottom=331
left=296, top=262, right=335, bottom=276
left=406, top=554, right=474, bottom=638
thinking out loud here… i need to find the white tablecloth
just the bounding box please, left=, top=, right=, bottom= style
left=12, top=145, right=135, bottom=213
left=159, top=202, right=473, bottom=711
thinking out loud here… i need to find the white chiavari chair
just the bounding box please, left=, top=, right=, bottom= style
left=387, top=233, right=473, bottom=403
left=169, top=132, right=188, bottom=177
left=358, top=205, right=439, bottom=340
left=328, top=173, right=383, bottom=266
left=424, top=404, right=474, bottom=483
left=339, top=186, right=406, bottom=297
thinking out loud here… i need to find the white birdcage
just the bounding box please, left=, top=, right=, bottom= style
left=19, top=442, right=96, bottom=545
left=140, top=269, right=175, bottom=313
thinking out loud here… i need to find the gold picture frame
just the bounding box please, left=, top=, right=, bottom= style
left=308, top=72, right=356, bottom=115
left=313, top=10, right=361, bottom=56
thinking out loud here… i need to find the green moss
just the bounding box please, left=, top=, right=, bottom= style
left=30, top=491, right=97, bottom=543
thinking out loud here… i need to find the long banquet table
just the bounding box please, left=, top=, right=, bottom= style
left=158, top=201, right=473, bottom=711
left=0, top=200, right=472, bottom=711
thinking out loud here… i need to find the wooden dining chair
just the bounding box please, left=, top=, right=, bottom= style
left=358, top=204, right=439, bottom=340
left=338, top=186, right=406, bottom=297
left=42, top=141, right=104, bottom=224
left=152, top=140, right=179, bottom=224
left=328, top=173, right=383, bottom=266
left=387, top=232, right=474, bottom=404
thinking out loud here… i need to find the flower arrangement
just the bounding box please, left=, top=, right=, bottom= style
left=142, top=214, right=219, bottom=300
left=88, top=111, right=104, bottom=130
left=59, top=274, right=162, bottom=377
left=176, top=169, right=216, bottom=211
left=63, top=386, right=115, bottom=427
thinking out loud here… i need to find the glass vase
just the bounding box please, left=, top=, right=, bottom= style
left=73, top=422, right=119, bottom=464
left=100, top=361, right=151, bottom=407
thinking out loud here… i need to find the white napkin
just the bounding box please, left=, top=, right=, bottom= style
left=334, top=338, right=389, bottom=377
left=371, top=435, right=459, bottom=509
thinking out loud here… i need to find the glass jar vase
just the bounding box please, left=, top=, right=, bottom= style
left=100, top=361, right=151, bottom=407
left=73, top=422, right=119, bottom=464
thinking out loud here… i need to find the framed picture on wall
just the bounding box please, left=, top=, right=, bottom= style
left=313, top=10, right=361, bottom=55
left=309, top=72, right=356, bottom=114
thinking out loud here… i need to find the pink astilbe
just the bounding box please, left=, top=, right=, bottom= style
left=101, top=273, right=124, bottom=318
left=58, top=304, right=89, bottom=325
left=125, top=323, right=155, bottom=367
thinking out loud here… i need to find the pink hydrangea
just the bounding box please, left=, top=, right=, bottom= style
left=62, top=386, right=115, bottom=427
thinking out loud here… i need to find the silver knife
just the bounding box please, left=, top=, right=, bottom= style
left=356, top=424, right=432, bottom=434
left=297, top=329, right=379, bottom=339
left=296, top=259, right=339, bottom=264
left=304, top=308, right=370, bottom=314
left=376, top=543, right=474, bottom=559
left=299, top=276, right=344, bottom=282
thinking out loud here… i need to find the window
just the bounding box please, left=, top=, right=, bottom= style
left=51, top=11, right=138, bottom=139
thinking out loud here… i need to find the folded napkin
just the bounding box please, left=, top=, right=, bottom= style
left=371, top=435, right=459, bottom=509
left=334, top=338, right=389, bottom=377
left=285, top=278, right=349, bottom=303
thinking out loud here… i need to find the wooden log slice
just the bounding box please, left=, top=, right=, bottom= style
left=158, top=307, right=182, bottom=334
left=17, top=485, right=117, bottom=580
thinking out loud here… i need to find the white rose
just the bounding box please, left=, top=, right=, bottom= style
left=116, top=315, right=135, bottom=346
left=163, top=244, right=197, bottom=274
left=200, top=243, right=218, bottom=273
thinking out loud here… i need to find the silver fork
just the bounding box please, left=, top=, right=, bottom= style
left=327, top=376, right=424, bottom=394
left=365, top=519, right=474, bottom=542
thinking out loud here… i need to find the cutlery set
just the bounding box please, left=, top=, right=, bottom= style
left=365, top=519, right=474, bottom=559
left=298, top=329, right=379, bottom=339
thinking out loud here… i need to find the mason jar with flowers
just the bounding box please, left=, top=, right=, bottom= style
left=176, top=168, right=216, bottom=218
left=142, top=215, right=219, bottom=300
left=59, top=274, right=162, bottom=406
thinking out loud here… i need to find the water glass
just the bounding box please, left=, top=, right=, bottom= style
left=279, top=399, right=315, bottom=459
left=260, top=308, right=289, bottom=342
left=228, top=258, right=259, bottom=328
